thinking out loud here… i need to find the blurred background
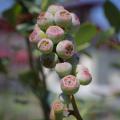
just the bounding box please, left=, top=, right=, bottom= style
left=0, top=0, right=120, bottom=120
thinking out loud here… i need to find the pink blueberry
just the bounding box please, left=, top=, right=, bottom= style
left=55, top=62, right=72, bottom=77
left=47, top=5, right=64, bottom=15
left=56, top=40, right=74, bottom=59
left=76, top=65, right=92, bottom=85
left=29, top=24, right=46, bottom=43
left=55, top=9, right=72, bottom=28
left=46, top=26, right=64, bottom=44
left=50, top=100, right=64, bottom=120
left=71, top=13, right=80, bottom=29
left=37, top=12, right=54, bottom=30
left=61, top=75, right=80, bottom=95
left=40, top=53, right=58, bottom=68
left=37, top=38, right=53, bottom=54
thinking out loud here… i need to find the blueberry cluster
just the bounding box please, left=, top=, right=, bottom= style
left=29, top=4, right=92, bottom=119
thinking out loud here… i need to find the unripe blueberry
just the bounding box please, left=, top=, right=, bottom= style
left=29, top=24, right=46, bottom=43
left=61, top=75, right=80, bottom=95
left=37, top=38, right=53, bottom=54
left=50, top=100, right=64, bottom=120
left=47, top=5, right=64, bottom=15
left=40, top=53, right=58, bottom=68
left=56, top=40, right=74, bottom=59
left=55, top=62, right=72, bottom=77
left=46, top=26, right=64, bottom=44
left=55, top=9, right=72, bottom=28
left=71, top=13, right=80, bottom=29
left=37, top=12, right=54, bottom=30
left=76, top=65, right=92, bottom=85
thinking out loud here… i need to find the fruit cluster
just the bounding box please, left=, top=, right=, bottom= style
left=29, top=4, right=92, bottom=120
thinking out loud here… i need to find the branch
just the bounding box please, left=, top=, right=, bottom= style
left=70, top=95, right=83, bottom=120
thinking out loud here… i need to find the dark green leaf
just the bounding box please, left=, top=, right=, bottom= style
left=74, top=23, right=97, bottom=51
left=3, top=4, right=22, bottom=27
left=104, top=1, right=120, bottom=33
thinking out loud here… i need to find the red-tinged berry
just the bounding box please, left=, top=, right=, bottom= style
left=55, top=10, right=72, bottom=28
left=29, top=24, right=46, bottom=43
left=37, top=12, right=54, bottom=30
left=50, top=100, right=64, bottom=120
left=46, top=26, right=64, bottom=44
left=47, top=5, right=64, bottom=15
left=61, top=75, right=80, bottom=95
left=37, top=38, right=53, bottom=54
left=71, top=13, right=80, bottom=29
left=56, top=40, right=74, bottom=59
left=76, top=65, right=92, bottom=85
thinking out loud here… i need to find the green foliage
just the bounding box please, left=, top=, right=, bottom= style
left=19, top=70, right=38, bottom=86
left=3, top=3, right=22, bottom=27
left=111, top=63, right=120, bottom=70
left=41, top=0, right=57, bottom=11
left=74, top=23, right=97, bottom=51
left=96, top=28, right=115, bottom=46
left=0, top=58, right=9, bottom=74
left=104, top=0, right=120, bottom=33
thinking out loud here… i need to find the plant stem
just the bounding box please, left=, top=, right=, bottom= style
left=70, top=95, right=83, bottom=120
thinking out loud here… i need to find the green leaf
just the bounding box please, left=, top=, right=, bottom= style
left=3, top=4, right=22, bottom=27
left=104, top=1, right=120, bottom=33
left=16, top=23, right=34, bottom=36
left=74, top=23, right=97, bottom=51
left=96, top=28, right=115, bottom=46
left=41, top=0, right=57, bottom=11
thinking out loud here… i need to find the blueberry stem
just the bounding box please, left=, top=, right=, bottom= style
left=70, top=95, right=83, bottom=120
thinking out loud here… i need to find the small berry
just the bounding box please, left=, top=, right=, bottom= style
left=61, top=75, right=80, bottom=95
left=40, top=53, right=58, bottom=68
left=29, top=24, right=46, bottom=43
left=55, top=62, right=72, bottom=77
left=37, top=12, right=54, bottom=30
left=37, top=38, right=53, bottom=54
left=47, top=5, right=64, bottom=15
left=46, top=26, right=64, bottom=44
left=71, top=13, right=80, bottom=29
left=50, top=100, right=64, bottom=120
left=55, top=9, right=72, bottom=28
left=56, top=40, right=74, bottom=59
left=76, top=65, right=92, bottom=85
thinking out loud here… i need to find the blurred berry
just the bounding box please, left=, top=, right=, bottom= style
left=37, top=12, right=54, bottom=30
left=40, top=53, right=58, bottom=68
left=29, top=24, right=46, bottom=43
left=55, top=10, right=72, bottom=28
left=47, top=5, right=64, bottom=15
left=76, top=65, right=92, bottom=85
